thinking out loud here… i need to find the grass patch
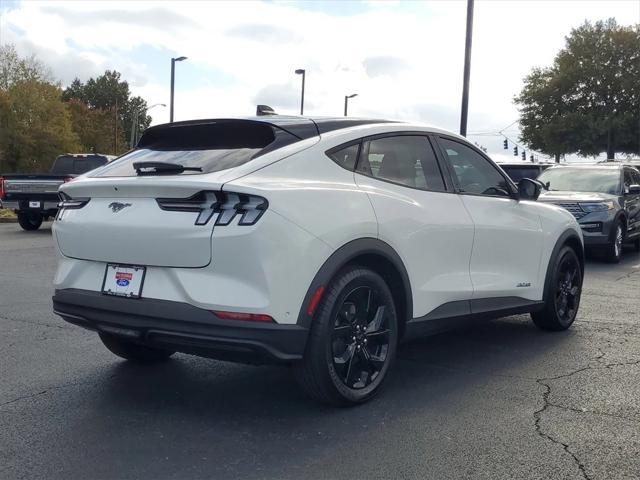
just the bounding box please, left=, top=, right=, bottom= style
left=0, top=208, right=16, bottom=219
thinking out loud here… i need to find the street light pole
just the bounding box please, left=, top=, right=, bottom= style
left=295, top=69, right=305, bottom=115
left=170, top=56, right=187, bottom=123
left=130, top=103, right=166, bottom=148
left=459, top=0, right=474, bottom=137
left=344, top=93, right=358, bottom=116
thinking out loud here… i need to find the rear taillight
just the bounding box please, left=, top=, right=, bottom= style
left=0, top=177, right=4, bottom=200
left=56, top=193, right=90, bottom=220
left=156, top=191, right=268, bottom=227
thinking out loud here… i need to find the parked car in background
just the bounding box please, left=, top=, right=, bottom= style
left=537, top=164, right=640, bottom=262
left=0, top=153, right=115, bottom=230
left=497, top=161, right=552, bottom=185
left=52, top=117, right=584, bottom=406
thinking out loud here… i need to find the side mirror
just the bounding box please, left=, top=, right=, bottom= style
left=518, top=178, right=543, bottom=201
left=628, top=185, right=640, bottom=195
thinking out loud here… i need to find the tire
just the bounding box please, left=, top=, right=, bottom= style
left=99, top=333, right=175, bottom=363
left=532, top=246, right=582, bottom=331
left=294, top=266, right=398, bottom=406
left=604, top=221, right=624, bottom=263
left=17, top=212, right=43, bottom=231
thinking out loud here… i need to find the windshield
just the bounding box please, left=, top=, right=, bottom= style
left=537, top=168, right=621, bottom=194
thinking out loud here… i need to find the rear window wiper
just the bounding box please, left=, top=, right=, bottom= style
left=133, top=161, right=203, bottom=176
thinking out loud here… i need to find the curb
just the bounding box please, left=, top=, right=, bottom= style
left=0, top=217, right=17, bottom=223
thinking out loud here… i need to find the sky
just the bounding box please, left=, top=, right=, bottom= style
left=1, top=0, right=639, bottom=161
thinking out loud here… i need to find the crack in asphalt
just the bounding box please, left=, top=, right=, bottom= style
left=0, top=314, right=72, bottom=331
left=533, top=356, right=640, bottom=480
left=0, top=375, right=116, bottom=410
left=534, top=366, right=593, bottom=480
left=614, top=268, right=640, bottom=282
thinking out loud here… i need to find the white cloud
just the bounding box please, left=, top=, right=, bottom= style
left=2, top=0, right=638, bottom=160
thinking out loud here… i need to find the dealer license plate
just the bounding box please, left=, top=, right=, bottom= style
left=102, top=264, right=146, bottom=298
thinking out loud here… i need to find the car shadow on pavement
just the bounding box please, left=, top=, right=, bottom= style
left=92, top=314, right=567, bottom=416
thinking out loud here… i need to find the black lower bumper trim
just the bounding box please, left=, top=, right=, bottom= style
left=53, top=289, right=308, bottom=364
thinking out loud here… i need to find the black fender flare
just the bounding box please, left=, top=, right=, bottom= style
left=541, top=228, right=584, bottom=303
left=296, top=237, right=413, bottom=328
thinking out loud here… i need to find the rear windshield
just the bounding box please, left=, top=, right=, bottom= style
left=92, top=121, right=300, bottom=177
left=52, top=156, right=108, bottom=175
left=500, top=165, right=541, bottom=183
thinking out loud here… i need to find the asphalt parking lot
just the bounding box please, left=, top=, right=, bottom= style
left=1, top=222, right=639, bottom=480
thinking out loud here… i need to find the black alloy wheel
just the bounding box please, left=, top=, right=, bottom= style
left=331, top=285, right=391, bottom=390
left=554, top=253, right=581, bottom=325
left=294, top=266, right=398, bottom=406
left=532, top=246, right=582, bottom=331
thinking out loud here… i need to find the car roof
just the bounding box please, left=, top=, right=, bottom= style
left=143, top=116, right=401, bottom=142
left=497, top=162, right=550, bottom=167
left=545, top=164, right=623, bottom=170
left=141, top=116, right=467, bottom=145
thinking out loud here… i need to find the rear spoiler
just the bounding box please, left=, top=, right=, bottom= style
left=138, top=117, right=399, bottom=150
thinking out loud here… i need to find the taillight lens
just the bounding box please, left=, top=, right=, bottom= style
left=56, top=193, right=90, bottom=219
left=0, top=177, right=4, bottom=200
left=156, top=191, right=268, bottom=226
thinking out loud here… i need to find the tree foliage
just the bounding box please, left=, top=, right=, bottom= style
left=62, top=70, right=151, bottom=153
left=0, top=44, right=154, bottom=172
left=516, top=19, right=640, bottom=160
left=0, top=80, right=80, bottom=172
left=0, top=44, right=53, bottom=90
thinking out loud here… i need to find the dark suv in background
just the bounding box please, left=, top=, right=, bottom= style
left=537, top=164, right=640, bottom=262
left=497, top=162, right=552, bottom=185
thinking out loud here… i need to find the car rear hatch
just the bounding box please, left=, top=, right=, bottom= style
left=54, top=118, right=319, bottom=268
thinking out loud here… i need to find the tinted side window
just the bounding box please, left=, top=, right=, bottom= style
left=327, top=143, right=360, bottom=171
left=440, top=138, right=511, bottom=197
left=356, top=136, right=445, bottom=191
left=624, top=169, right=635, bottom=187
left=630, top=168, right=640, bottom=185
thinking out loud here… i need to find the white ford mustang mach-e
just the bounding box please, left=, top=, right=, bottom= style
left=52, top=117, right=584, bottom=405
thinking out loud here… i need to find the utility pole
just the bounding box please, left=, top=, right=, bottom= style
left=459, top=0, right=474, bottom=137
left=114, top=98, right=118, bottom=154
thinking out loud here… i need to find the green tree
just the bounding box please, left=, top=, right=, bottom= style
left=0, top=80, right=80, bottom=172
left=63, top=70, right=151, bottom=152
left=0, top=44, right=52, bottom=90
left=66, top=99, right=123, bottom=155
left=516, top=19, right=640, bottom=160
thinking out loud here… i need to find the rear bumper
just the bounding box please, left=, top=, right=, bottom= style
left=53, top=289, right=309, bottom=364
left=1, top=200, right=59, bottom=212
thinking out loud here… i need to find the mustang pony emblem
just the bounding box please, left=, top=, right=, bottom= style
left=108, top=202, right=132, bottom=213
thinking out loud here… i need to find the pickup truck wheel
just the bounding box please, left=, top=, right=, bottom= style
left=532, top=246, right=582, bottom=331
left=17, top=212, right=43, bottom=231
left=294, top=266, right=398, bottom=406
left=99, top=333, right=175, bottom=363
